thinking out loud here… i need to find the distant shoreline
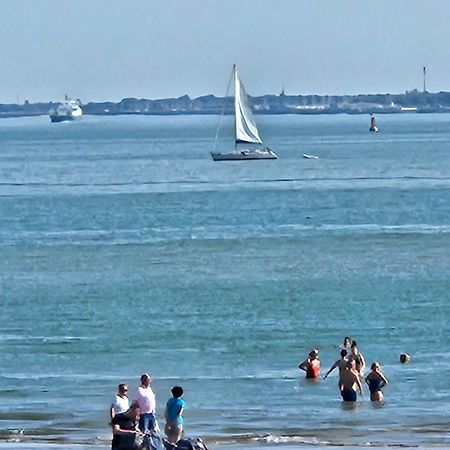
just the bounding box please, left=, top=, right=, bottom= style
left=2, top=89, right=450, bottom=118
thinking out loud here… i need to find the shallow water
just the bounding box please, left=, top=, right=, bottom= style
left=0, top=113, right=449, bottom=449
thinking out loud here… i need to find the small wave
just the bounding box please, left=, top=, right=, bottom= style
left=0, top=175, right=450, bottom=197
left=206, top=431, right=422, bottom=448
left=0, top=335, right=90, bottom=344
left=0, top=223, right=449, bottom=247
left=0, top=412, right=66, bottom=422
left=0, top=427, right=444, bottom=448
left=0, top=175, right=449, bottom=188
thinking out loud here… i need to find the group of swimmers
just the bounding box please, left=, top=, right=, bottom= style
left=110, top=373, right=186, bottom=450
left=298, top=336, right=410, bottom=402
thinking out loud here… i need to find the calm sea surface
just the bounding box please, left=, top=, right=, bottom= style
left=0, top=113, right=449, bottom=450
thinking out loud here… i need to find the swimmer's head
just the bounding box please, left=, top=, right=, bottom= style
left=371, top=362, right=380, bottom=371
left=400, top=353, right=410, bottom=364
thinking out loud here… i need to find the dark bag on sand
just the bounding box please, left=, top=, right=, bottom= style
left=145, top=432, right=165, bottom=450
left=163, top=438, right=209, bottom=450
left=118, top=433, right=144, bottom=450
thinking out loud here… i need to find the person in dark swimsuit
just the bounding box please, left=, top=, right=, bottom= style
left=348, top=340, right=366, bottom=376
left=365, top=362, right=389, bottom=401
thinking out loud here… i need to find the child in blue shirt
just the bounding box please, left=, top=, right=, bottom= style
left=164, top=386, right=186, bottom=444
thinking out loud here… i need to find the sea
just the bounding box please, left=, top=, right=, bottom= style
left=0, top=113, right=449, bottom=450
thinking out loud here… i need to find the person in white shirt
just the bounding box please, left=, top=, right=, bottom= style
left=133, top=373, right=156, bottom=433
left=110, top=383, right=130, bottom=419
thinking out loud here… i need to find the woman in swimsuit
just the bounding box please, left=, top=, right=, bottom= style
left=365, top=362, right=389, bottom=402
left=348, top=340, right=366, bottom=377
left=299, top=349, right=320, bottom=379
left=339, top=336, right=352, bottom=353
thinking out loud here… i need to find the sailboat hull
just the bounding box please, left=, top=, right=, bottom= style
left=211, top=148, right=277, bottom=161
left=50, top=115, right=76, bottom=123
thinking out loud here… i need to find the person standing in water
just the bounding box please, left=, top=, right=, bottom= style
left=323, top=349, right=348, bottom=380
left=348, top=340, right=366, bottom=377
left=340, top=336, right=352, bottom=353
left=365, top=362, right=389, bottom=402
left=339, top=360, right=363, bottom=402
left=299, top=349, right=320, bottom=379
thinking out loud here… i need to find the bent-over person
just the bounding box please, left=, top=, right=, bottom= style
left=111, top=403, right=142, bottom=450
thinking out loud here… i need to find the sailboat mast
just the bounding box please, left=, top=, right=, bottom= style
left=212, top=65, right=235, bottom=154
left=233, top=65, right=237, bottom=149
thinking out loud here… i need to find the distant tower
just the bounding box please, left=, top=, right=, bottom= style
left=423, top=66, right=427, bottom=92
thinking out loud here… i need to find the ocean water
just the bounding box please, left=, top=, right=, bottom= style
left=0, top=113, right=449, bottom=450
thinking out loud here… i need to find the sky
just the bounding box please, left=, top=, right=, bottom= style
left=1, top=0, right=450, bottom=103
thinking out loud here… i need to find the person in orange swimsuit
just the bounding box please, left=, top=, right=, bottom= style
left=299, top=349, right=320, bottom=379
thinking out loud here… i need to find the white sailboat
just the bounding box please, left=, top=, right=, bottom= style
left=211, top=65, right=277, bottom=161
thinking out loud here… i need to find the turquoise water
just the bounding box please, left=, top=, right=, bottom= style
left=0, top=113, right=449, bottom=449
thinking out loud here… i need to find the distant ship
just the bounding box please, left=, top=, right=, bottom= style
left=369, top=114, right=379, bottom=132
left=49, top=96, right=82, bottom=123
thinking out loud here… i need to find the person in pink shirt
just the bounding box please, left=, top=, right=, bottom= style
left=133, top=373, right=156, bottom=433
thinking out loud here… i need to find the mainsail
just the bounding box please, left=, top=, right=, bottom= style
left=234, top=68, right=263, bottom=145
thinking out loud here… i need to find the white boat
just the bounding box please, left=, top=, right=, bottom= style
left=369, top=114, right=379, bottom=132
left=211, top=65, right=277, bottom=161
left=303, top=153, right=319, bottom=159
left=49, top=96, right=82, bottom=123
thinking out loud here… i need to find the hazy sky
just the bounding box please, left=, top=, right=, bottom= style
left=2, top=0, right=450, bottom=103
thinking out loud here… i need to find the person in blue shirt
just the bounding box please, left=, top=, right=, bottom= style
left=164, top=386, right=186, bottom=444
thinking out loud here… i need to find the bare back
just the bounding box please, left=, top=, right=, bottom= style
left=340, top=369, right=360, bottom=391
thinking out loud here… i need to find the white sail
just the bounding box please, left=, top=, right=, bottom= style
left=234, top=68, right=262, bottom=144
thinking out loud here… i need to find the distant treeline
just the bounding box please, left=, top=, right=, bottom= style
left=2, top=90, right=450, bottom=118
